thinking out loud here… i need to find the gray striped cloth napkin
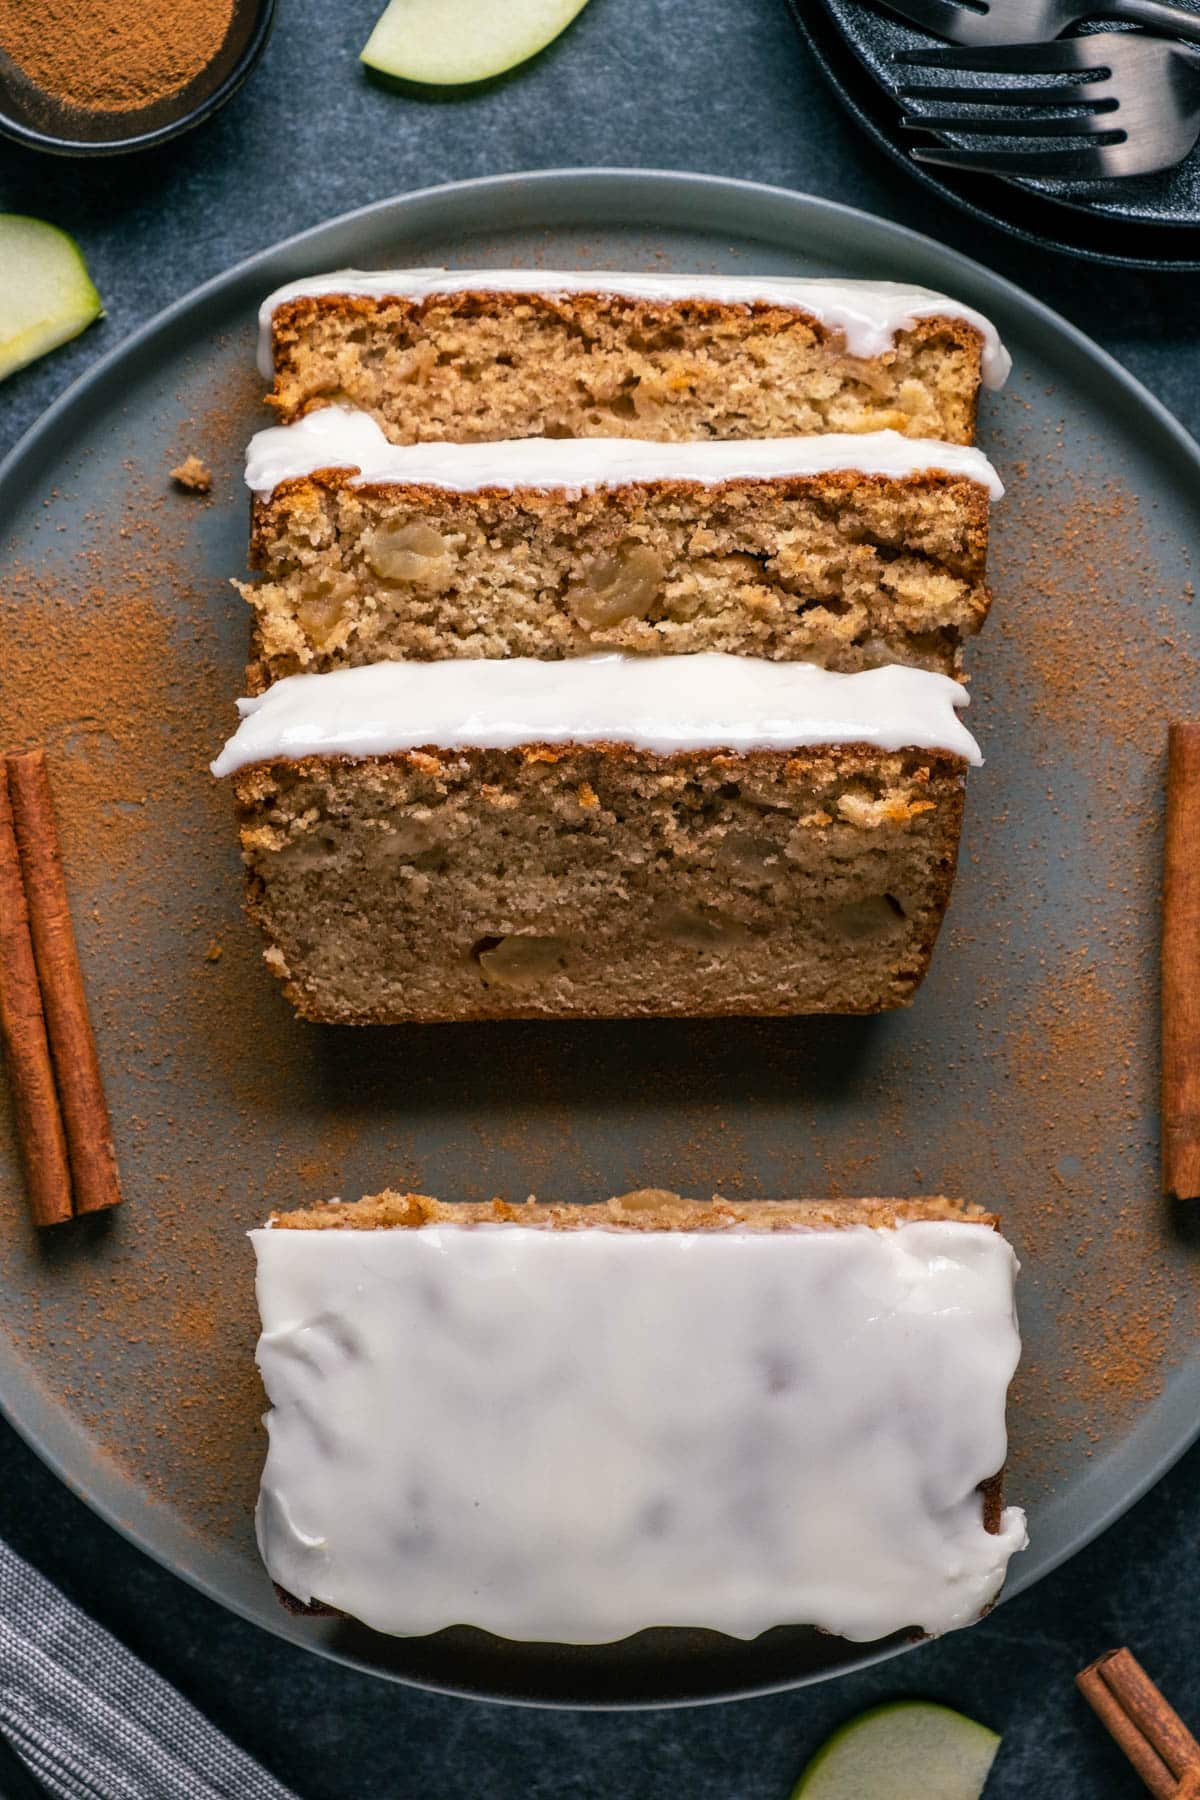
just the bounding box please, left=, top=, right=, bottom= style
left=0, top=1538, right=298, bottom=1800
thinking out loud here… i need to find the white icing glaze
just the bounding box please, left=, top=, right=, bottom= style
left=210, top=653, right=981, bottom=777
left=256, top=267, right=1011, bottom=389
left=244, top=407, right=1004, bottom=501
left=252, top=1219, right=1026, bottom=1644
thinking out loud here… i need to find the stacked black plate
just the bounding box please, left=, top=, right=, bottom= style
left=792, top=0, right=1200, bottom=267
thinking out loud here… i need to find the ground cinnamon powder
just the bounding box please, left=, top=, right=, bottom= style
left=0, top=0, right=235, bottom=114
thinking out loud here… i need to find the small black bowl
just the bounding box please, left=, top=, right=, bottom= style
left=0, top=0, right=275, bottom=157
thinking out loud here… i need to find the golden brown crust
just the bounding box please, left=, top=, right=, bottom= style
left=978, top=1471, right=1005, bottom=1536
left=267, top=1188, right=999, bottom=1231
left=268, top=290, right=983, bottom=357
left=230, top=738, right=967, bottom=782
left=253, top=465, right=992, bottom=519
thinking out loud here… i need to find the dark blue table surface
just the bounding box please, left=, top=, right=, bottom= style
left=3, top=2, right=1200, bottom=1794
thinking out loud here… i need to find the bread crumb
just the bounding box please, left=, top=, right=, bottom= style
left=170, top=455, right=212, bottom=494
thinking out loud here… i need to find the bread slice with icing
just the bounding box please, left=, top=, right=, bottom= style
left=239, top=412, right=1000, bottom=690
left=253, top=1190, right=1025, bottom=1645
left=257, top=269, right=1009, bottom=448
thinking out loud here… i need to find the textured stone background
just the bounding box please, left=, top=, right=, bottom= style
left=3, top=1, right=1200, bottom=1794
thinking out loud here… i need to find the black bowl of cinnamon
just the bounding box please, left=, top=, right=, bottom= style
left=0, top=0, right=275, bottom=156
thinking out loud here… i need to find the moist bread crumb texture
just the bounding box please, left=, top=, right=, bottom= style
left=234, top=743, right=964, bottom=1023
left=229, top=272, right=1000, bottom=1022
left=267, top=294, right=985, bottom=447
left=242, top=469, right=990, bottom=689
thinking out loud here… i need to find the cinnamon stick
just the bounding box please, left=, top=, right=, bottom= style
left=1163, top=721, right=1200, bottom=1200
left=1077, top=1647, right=1200, bottom=1798
left=0, top=764, right=73, bottom=1226
left=5, top=749, right=121, bottom=1216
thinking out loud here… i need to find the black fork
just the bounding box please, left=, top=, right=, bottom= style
left=896, top=32, right=1200, bottom=177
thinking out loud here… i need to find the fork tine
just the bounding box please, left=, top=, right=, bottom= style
left=896, top=41, right=1102, bottom=73
left=902, top=111, right=1123, bottom=138
left=872, top=0, right=984, bottom=30
left=912, top=142, right=1122, bottom=175
left=897, top=80, right=1105, bottom=106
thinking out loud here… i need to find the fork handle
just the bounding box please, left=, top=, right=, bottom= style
left=1104, top=0, right=1200, bottom=46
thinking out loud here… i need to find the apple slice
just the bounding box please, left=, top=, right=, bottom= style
left=361, top=0, right=592, bottom=86
left=0, top=216, right=104, bottom=384
left=792, top=1701, right=1001, bottom=1800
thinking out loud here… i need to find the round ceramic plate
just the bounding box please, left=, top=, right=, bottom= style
left=1, top=168, right=1198, bottom=1708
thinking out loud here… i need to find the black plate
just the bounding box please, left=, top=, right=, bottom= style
left=793, top=0, right=1200, bottom=265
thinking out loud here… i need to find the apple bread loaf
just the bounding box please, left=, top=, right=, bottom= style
left=252, top=1189, right=1025, bottom=1643
left=257, top=269, right=1010, bottom=447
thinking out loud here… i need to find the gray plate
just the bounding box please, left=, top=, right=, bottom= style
left=1, top=168, right=1199, bottom=1709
